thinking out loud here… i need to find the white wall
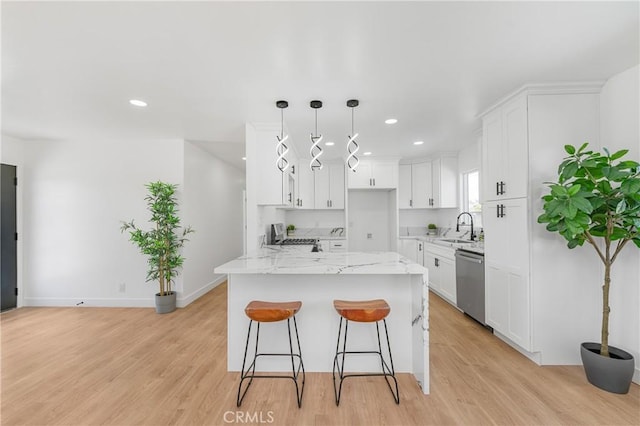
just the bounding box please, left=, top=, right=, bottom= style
left=599, top=64, right=640, bottom=383
left=21, top=139, right=184, bottom=307
left=182, top=142, right=245, bottom=306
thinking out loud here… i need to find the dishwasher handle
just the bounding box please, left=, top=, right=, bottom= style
left=456, top=252, right=484, bottom=264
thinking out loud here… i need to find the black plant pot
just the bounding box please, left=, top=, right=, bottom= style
left=580, top=342, right=635, bottom=394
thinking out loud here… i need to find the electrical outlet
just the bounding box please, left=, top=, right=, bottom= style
left=118, top=283, right=126, bottom=293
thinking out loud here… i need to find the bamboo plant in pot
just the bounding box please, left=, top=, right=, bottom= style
left=538, top=143, right=639, bottom=393
left=121, top=181, right=194, bottom=314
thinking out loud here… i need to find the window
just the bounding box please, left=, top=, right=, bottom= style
left=462, top=170, right=481, bottom=227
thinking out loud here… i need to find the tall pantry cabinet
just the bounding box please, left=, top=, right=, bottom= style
left=480, top=83, right=602, bottom=363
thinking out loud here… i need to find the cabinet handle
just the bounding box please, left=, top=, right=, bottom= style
left=288, top=192, right=292, bottom=203
left=501, top=204, right=506, bottom=217
left=496, top=181, right=500, bottom=196
left=435, top=258, right=439, bottom=267
left=410, top=199, right=413, bottom=207
left=292, top=165, right=295, bottom=174
left=500, top=181, right=506, bottom=195
left=369, top=178, right=372, bottom=186
left=330, top=200, right=332, bottom=207
left=419, top=243, right=422, bottom=250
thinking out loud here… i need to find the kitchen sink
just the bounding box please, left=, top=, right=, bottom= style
left=439, top=238, right=474, bottom=244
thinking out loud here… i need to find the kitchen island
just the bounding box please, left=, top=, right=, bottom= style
left=214, top=246, right=430, bottom=394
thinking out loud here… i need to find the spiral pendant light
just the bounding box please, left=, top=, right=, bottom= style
left=346, top=99, right=360, bottom=172
left=309, top=100, right=324, bottom=171
left=275, top=100, right=289, bottom=173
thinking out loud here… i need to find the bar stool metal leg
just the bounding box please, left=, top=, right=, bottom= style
left=237, top=316, right=305, bottom=408
left=332, top=318, right=400, bottom=406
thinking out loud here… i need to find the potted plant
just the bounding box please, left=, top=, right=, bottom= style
left=121, top=181, right=194, bottom=314
left=287, top=224, right=296, bottom=236
left=538, top=143, right=639, bottom=393
left=427, top=223, right=437, bottom=236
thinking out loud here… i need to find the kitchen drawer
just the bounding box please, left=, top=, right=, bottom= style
left=329, top=240, right=347, bottom=251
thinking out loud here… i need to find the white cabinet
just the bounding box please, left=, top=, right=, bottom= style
left=255, top=128, right=293, bottom=206
left=295, top=163, right=315, bottom=209
left=481, top=95, right=528, bottom=202
left=423, top=243, right=457, bottom=305
left=398, top=238, right=418, bottom=263
left=398, top=158, right=457, bottom=209
left=315, top=164, right=345, bottom=209
left=398, top=163, right=431, bottom=208
left=318, top=239, right=347, bottom=252
left=483, top=198, right=530, bottom=350
left=431, top=156, right=458, bottom=208
left=348, top=160, right=398, bottom=189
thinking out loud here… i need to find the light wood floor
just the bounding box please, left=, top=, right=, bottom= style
left=1, top=282, right=638, bottom=425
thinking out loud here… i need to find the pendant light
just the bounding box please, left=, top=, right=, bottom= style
left=309, top=100, right=324, bottom=171
left=275, top=100, right=289, bottom=173
left=346, top=99, right=360, bottom=172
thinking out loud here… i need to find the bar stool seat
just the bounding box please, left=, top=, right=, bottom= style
left=237, top=300, right=305, bottom=408
left=332, top=298, right=399, bottom=406
left=245, top=300, right=301, bottom=322
left=333, top=299, right=390, bottom=322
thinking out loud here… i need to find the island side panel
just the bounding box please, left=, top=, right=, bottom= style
left=227, top=273, right=414, bottom=374
left=411, top=272, right=430, bottom=395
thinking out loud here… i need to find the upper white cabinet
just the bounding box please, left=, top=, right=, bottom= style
left=314, top=164, right=345, bottom=209
left=254, top=124, right=295, bottom=206
left=295, top=163, right=315, bottom=209
left=481, top=95, right=528, bottom=201
left=431, top=156, right=458, bottom=208
left=398, top=162, right=430, bottom=208
left=398, top=157, right=457, bottom=209
left=348, top=160, right=398, bottom=189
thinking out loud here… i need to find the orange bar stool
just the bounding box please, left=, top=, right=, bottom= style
left=237, top=300, right=305, bottom=408
left=332, top=299, right=399, bottom=406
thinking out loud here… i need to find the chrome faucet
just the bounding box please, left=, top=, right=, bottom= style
left=456, top=212, right=475, bottom=241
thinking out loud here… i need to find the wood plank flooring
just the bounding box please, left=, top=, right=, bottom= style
left=1, top=282, right=638, bottom=425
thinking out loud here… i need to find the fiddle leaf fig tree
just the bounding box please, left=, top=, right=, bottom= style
left=121, top=182, right=194, bottom=296
left=538, top=143, right=640, bottom=358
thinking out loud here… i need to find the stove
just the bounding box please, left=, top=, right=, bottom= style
left=281, top=238, right=318, bottom=245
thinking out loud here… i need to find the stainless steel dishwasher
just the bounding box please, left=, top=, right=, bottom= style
left=455, top=249, right=486, bottom=326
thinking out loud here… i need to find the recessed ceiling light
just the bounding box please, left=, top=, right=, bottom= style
left=129, top=99, right=147, bottom=107
left=325, top=141, right=335, bottom=146
left=413, top=141, right=424, bottom=145
left=385, top=118, right=398, bottom=124
left=242, top=157, right=246, bottom=161
left=363, top=151, right=372, bottom=156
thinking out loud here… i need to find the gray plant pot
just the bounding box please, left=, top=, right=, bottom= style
left=580, top=342, right=635, bottom=394
left=155, top=291, right=177, bottom=314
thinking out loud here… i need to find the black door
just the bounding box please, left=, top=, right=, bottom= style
left=1, top=164, right=18, bottom=311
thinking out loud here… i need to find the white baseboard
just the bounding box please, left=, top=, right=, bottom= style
left=22, top=276, right=227, bottom=309
left=634, top=367, right=640, bottom=385
left=177, top=275, right=226, bottom=308
left=23, top=297, right=154, bottom=308
left=493, top=330, right=542, bottom=365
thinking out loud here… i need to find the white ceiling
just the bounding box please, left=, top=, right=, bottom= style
left=2, top=1, right=638, bottom=170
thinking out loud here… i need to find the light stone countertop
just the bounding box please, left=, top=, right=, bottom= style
left=215, top=246, right=428, bottom=275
